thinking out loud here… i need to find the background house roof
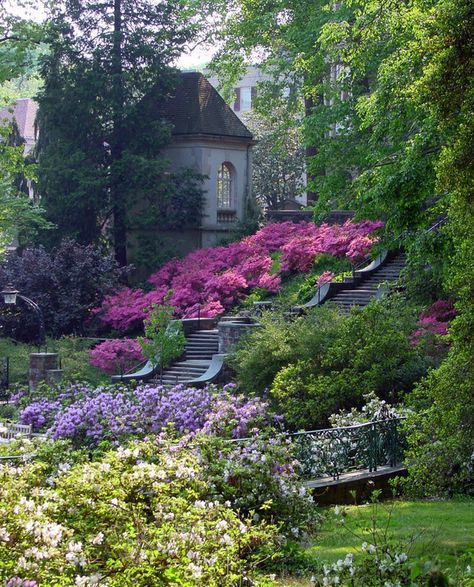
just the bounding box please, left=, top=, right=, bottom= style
left=0, top=98, right=38, bottom=143
left=155, top=72, right=253, bottom=141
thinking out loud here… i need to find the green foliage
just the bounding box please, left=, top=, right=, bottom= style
left=0, top=437, right=281, bottom=585
left=0, top=120, right=49, bottom=252
left=138, top=303, right=186, bottom=379
left=0, top=7, right=46, bottom=85
left=0, top=6, right=49, bottom=252
left=231, top=297, right=429, bottom=429
left=404, top=346, right=474, bottom=497
left=35, top=0, right=205, bottom=263
left=393, top=0, right=474, bottom=497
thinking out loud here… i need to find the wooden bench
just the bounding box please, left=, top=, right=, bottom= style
left=0, top=422, right=32, bottom=441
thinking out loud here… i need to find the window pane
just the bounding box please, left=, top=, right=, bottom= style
left=217, top=164, right=232, bottom=209
left=240, top=87, right=252, bottom=111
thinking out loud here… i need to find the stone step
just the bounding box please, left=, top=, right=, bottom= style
left=185, top=345, right=216, bottom=350
left=175, top=360, right=211, bottom=367
left=188, top=329, right=218, bottom=335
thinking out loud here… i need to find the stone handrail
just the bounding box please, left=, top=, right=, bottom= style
left=186, top=353, right=227, bottom=387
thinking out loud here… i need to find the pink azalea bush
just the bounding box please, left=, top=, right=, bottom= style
left=89, top=339, right=145, bottom=374
left=410, top=300, right=457, bottom=346
left=316, top=271, right=335, bottom=287
left=95, top=220, right=384, bottom=332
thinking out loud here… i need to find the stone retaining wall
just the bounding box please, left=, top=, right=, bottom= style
left=218, top=321, right=260, bottom=354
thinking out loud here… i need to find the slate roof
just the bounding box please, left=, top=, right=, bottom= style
left=0, top=74, right=253, bottom=144
left=0, top=98, right=38, bottom=142
left=153, top=72, right=253, bottom=141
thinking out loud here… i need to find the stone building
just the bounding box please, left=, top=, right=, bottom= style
left=0, top=72, right=255, bottom=260
left=152, top=71, right=255, bottom=250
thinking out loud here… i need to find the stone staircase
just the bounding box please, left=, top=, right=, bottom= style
left=151, top=328, right=219, bottom=385
left=328, top=253, right=406, bottom=312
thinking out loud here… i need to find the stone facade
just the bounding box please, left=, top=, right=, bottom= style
left=162, top=136, right=252, bottom=248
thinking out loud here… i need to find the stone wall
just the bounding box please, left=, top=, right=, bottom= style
left=218, top=320, right=260, bottom=354
left=29, top=353, right=63, bottom=391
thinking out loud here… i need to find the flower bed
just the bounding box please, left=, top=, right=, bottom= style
left=16, top=382, right=276, bottom=446
left=95, top=220, right=383, bottom=332
left=4, top=381, right=319, bottom=585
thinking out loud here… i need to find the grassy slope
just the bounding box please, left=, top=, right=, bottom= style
left=239, top=253, right=352, bottom=312
left=277, top=499, right=474, bottom=586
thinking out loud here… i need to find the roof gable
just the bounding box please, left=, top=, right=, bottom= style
left=152, top=72, right=253, bottom=141
left=0, top=98, right=38, bottom=141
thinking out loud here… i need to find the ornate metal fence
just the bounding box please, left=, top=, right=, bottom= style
left=291, top=418, right=405, bottom=480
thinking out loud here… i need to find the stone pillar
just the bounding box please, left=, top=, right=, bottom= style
left=29, top=353, right=60, bottom=391
left=218, top=321, right=261, bottom=354
left=46, top=369, right=64, bottom=386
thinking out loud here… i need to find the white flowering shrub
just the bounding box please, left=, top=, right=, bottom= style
left=0, top=438, right=281, bottom=586
left=196, top=431, right=320, bottom=538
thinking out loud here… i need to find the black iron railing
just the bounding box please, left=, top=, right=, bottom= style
left=291, top=417, right=405, bottom=480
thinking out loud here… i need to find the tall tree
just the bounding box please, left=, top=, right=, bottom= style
left=0, top=3, right=49, bottom=252
left=208, top=0, right=445, bottom=234
left=36, top=0, right=205, bottom=265
left=242, top=109, right=305, bottom=210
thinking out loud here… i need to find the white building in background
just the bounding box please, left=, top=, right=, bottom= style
left=136, top=71, right=255, bottom=258
left=206, top=66, right=308, bottom=207
left=205, top=66, right=274, bottom=119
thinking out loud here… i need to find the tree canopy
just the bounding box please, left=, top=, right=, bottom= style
left=35, top=0, right=206, bottom=265
left=0, top=2, right=49, bottom=253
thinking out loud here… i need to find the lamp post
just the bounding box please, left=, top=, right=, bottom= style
left=0, top=285, right=46, bottom=351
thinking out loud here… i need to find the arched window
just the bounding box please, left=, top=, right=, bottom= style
left=217, top=163, right=234, bottom=209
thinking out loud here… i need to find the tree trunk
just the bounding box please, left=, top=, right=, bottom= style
left=111, top=0, right=127, bottom=266
left=304, top=95, right=319, bottom=205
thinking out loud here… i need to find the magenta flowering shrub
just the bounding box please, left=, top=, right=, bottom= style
left=316, top=271, right=335, bottom=287
left=89, top=339, right=145, bottom=374
left=95, top=219, right=384, bottom=331
left=278, top=220, right=384, bottom=272
left=411, top=300, right=457, bottom=346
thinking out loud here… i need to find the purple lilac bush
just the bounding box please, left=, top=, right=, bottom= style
left=17, top=382, right=273, bottom=447
left=95, top=219, right=384, bottom=331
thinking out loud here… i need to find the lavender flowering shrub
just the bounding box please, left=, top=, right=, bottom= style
left=17, top=382, right=275, bottom=447
left=11, top=382, right=318, bottom=547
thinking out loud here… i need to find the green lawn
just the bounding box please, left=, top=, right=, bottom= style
left=0, top=336, right=108, bottom=388
left=277, top=499, right=474, bottom=586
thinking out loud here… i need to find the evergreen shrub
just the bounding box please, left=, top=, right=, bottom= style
left=231, top=297, right=430, bottom=429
